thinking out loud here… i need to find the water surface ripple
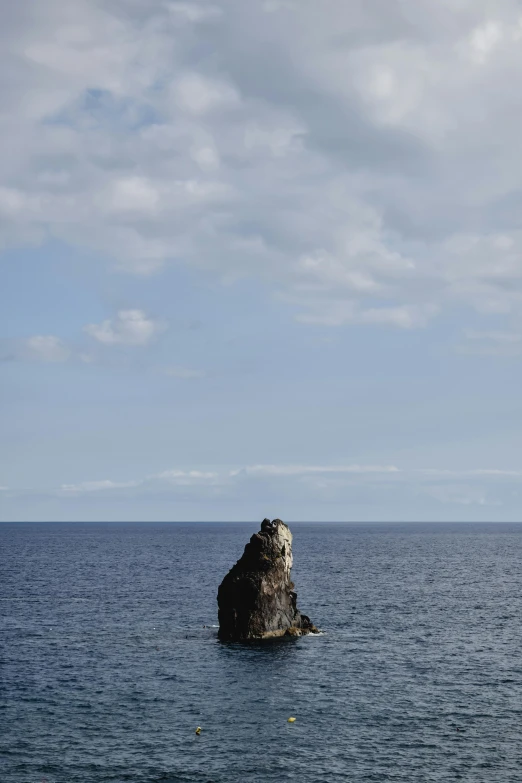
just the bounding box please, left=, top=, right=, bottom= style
left=1, top=522, right=521, bottom=782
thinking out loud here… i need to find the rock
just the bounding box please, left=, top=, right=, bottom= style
left=217, top=518, right=319, bottom=641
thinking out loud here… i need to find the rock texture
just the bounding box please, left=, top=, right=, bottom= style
left=217, top=518, right=319, bottom=641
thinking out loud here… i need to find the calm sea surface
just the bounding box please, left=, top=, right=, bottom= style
left=1, top=522, right=521, bottom=783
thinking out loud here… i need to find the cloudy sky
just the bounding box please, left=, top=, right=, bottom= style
left=2, top=0, right=522, bottom=521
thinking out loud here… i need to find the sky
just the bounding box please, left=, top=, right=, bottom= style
left=2, top=0, right=522, bottom=522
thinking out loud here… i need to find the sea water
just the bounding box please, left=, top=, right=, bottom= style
left=1, top=522, right=521, bottom=782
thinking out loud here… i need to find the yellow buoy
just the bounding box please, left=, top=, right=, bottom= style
left=195, top=726, right=202, bottom=735
left=287, top=717, right=296, bottom=723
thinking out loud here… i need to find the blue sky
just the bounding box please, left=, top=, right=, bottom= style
left=2, top=0, right=522, bottom=521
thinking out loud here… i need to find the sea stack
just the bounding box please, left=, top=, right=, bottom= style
left=217, top=518, right=319, bottom=641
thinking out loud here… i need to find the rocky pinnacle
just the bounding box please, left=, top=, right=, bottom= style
left=217, top=518, right=319, bottom=641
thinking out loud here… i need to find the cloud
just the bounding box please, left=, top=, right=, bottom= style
left=56, top=464, right=402, bottom=497
left=23, top=335, right=71, bottom=362
left=7, top=310, right=166, bottom=366
left=57, top=469, right=220, bottom=497
left=262, top=1, right=297, bottom=12
left=417, top=468, right=522, bottom=478
left=84, top=310, right=165, bottom=346
left=3, top=0, right=522, bottom=332
left=105, top=177, right=160, bottom=214
left=190, top=144, right=220, bottom=171
left=8, top=459, right=522, bottom=520
left=60, top=480, right=139, bottom=493
left=295, top=302, right=436, bottom=329
left=167, top=3, right=222, bottom=24
left=171, top=72, right=240, bottom=115
left=155, top=469, right=219, bottom=485
left=464, top=21, right=504, bottom=65
left=41, top=462, right=522, bottom=513
left=231, top=464, right=400, bottom=477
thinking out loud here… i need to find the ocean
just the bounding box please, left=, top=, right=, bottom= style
left=1, top=522, right=521, bottom=782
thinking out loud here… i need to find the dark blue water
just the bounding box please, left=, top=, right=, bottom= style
left=1, top=522, right=522, bottom=783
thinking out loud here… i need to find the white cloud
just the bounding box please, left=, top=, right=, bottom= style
left=262, top=1, right=297, bottom=12
left=106, top=177, right=160, bottom=213
left=3, top=0, right=522, bottom=331
left=24, top=335, right=71, bottom=362
left=190, top=144, right=220, bottom=171
left=171, top=72, right=239, bottom=115
left=296, top=303, right=435, bottom=329
left=464, top=21, right=504, bottom=64
left=47, top=461, right=522, bottom=512
left=60, top=480, right=139, bottom=493
left=19, top=458, right=519, bottom=523
left=12, top=310, right=165, bottom=365
left=84, top=310, right=165, bottom=346
left=167, top=3, right=222, bottom=23
left=418, top=468, right=522, bottom=478
left=232, top=464, right=400, bottom=477
left=59, top=470, right=219, bottom=495
left=465, top=469, right=522, bottom=477
left=155, top=469, right=219, bottom=485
